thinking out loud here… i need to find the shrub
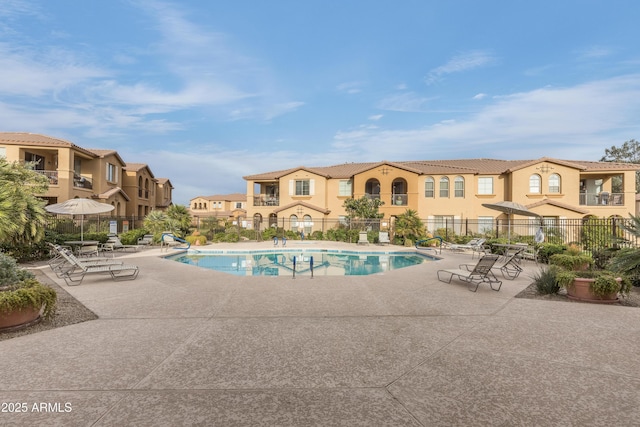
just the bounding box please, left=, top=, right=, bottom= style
left=537, top=243, right=565, bottom=264
left=185, top=235, right=207, bottom=245
left=119, top=229, right=149, bottom=245
left=532, top=266, right=560, bottom=295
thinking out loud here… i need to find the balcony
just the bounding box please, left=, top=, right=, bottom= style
left=73, top=174, right=93, bottom=189
left=34, top=170, right=59, bottom=185
left=364, top=193, right=381, bottom=200
left=253, top=195, right=279, bottom=206
left=391, top=194, right=408, bottom=206
left=579, top=192, right=624, bottom=206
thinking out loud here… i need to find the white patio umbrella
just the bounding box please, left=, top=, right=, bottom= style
left=45, top=198, right=114, bottom=241
left=482, top=201, right=540, bottom=243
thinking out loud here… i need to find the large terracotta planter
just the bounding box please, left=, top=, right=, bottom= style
left=0, top=305, right=42, bottom=332
left=566, top=277, right=620, bottom=304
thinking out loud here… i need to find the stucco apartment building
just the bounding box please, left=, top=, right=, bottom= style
left=0, top=132, right=173, bottom=217
left=244, top=157, right=640, bottom=234
left=189, top=193, right=247, bottom=225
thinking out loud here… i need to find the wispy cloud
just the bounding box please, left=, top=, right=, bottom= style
left=368, top=114, right=383, bottom=121
left=376, top=92, right=432, bottom=112
left=425, top=50, right=495, bottom=84
left=0, top=0, right=301, bottom=139
left=334, top=74, right=640, bottom=161
left=337, top=81, right=365, bottom=94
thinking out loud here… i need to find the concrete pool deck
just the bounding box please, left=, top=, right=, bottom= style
left=1, top=241, right=639, bottom=426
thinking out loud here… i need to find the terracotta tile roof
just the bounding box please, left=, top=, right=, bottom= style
left=124, top=163, right=155, bottom=178
left=0, top=132, right=98, bottom=158
left=86, top=148, right=126, bottom=165
left=526, top=198, right=590, bottom=214
left=244, top=157, right=640, bottom=180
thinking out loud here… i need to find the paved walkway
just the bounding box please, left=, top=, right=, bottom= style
left=1, top=241, right=639, bottom=426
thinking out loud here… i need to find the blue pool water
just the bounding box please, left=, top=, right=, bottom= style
left=167, top=250, right=433, bottom=277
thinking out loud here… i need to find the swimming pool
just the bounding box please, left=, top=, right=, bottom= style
left=167, top=250, right=434, bottom=277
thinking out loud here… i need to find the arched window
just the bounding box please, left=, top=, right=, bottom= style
left=303, top=214, right=312, bottom=235
left=548, top=173, right=561, bottom=193
left=290, top=214, right=298, bottom=230
left=365, top=179, right=380, bottom=199
left=439, top=177, right=449, bottom=198
left=454, top=176, right=464, bottom=198
left=424, top=177, right=434, bottom=198
left=529, top=174, right=541, bottom=193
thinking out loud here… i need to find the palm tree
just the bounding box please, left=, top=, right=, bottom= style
left=0, top=159, right=49, bottom=244
left=394, top=209, right=426, bottom=246
left=610, top=214, right=640, bottom=284
left=166, top=204, right=192, bottom=237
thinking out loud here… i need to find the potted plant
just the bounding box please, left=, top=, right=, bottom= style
left=550, top=245, right=630, bottom=303
left=555, top=269, right=630, bottom=303
left=0, top=253, right=57, bottom=331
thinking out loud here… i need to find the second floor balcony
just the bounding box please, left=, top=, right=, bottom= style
left=579, top=192, right=624, bottom=206
left=253, top=195, right=279, bottom=206
left=34, top=170, right=59, bottom=185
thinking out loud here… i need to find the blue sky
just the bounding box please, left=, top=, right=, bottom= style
left=1, top=0, right=640, bottom=205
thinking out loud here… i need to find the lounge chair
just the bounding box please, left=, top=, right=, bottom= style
left=160, top=233, right=190, bottom=252
left=48, top=243, right=123, bottom=277
left=357, top=231, right=369, bottom=245
left=137, top=234, right=154, bottom=246
left=437, top=254, right=502, bottom=292
left=497, top=249, right=524, bottom=279
left=56, top=248, right=139, bottom=286
left=101, top=236, right=141, bottom=253
left=449, top=238, right=486, bottom=253
left=378, top=231, right=390, bottom=245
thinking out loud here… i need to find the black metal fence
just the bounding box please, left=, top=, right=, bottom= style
left=44, top=215, right=639, bottom=252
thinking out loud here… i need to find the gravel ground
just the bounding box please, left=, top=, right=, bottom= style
left=1, top=264, right=638, bottom=341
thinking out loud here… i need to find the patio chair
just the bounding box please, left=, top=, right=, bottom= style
left=449, top=238, right=486, bottom=254
left=357, top=231, right=369, bottom=245
left=497, top=249, right=524, bottom=279
left=101, top=236, right=141, bottom=253
left=48, top=243, right=123, bottom=277
left=437, top=254, right=502, bottom=292
left=378, top=231, right=390, bottom=245
left=137, top=234, right=154, bottom=246
left=160, top=233, right=190, bottom=252
left=56, top=248, right=139, bottom=286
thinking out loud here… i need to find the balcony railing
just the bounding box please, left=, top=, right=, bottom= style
left=73, top=174, right=93, bottom=189
left=391, top=194, right=408, bottom=206
left=364, top=193, right=380, bottom=200
left=579, top=192, right=624, bottom=206
left=34, top=170, right=59, bottom=185
left=253, top=195, right=279, bottom=206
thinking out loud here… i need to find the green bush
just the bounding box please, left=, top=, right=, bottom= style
left=532, top=266, right=560, bottom=295
left=185, top=235, right=207, bottom=245
left=119, top=229, right=149, bottom=245
left=536, top=243, right=566, bottom=264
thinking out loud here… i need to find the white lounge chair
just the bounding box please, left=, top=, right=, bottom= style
left=357, top=231, right=369, bottom=245
left=101, top=236, right=141, bottom=253
left=437, top=254, right=502, bottom=292
left=57, top=247, right=139, bottom=286
left=378, top=231, right=390, bottom=245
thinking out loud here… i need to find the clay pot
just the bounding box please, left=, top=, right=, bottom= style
left=566, top=277, right=620, bottom=304
left=0, top=305, right=42, bottom=331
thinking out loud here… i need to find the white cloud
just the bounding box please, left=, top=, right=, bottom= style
left=376, top=92, right=432, bottom=112
left=334, top=74, right=640, bottom=161
left=337, top=81, right=364, bottom=94
left=473, top=93, right=487, bottom=100
left=425, top=50, right=495, bottom=84
left=368, top=114, right=383, bottom=121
